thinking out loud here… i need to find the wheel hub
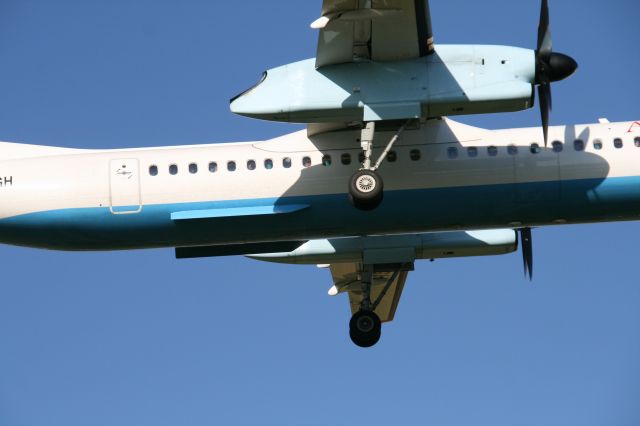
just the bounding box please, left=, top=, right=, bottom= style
left=356, top=315, right=375, bottom=333
left=355, top=174, right=376, bottom=193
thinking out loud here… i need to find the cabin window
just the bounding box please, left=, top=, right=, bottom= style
left=487, top=146, right=498, bottom=157
left=264, top=159, right=273, bottom=169
left=169, top=164, right=178, bottom=175
left=593, top=139, right=603, bottom=150
left=387, top=151, right=397, bottom=162
left=149, top=165, right=158, bottom=176
left=530, top=143, right=541, bottom=154
left=341, top=153, right=351, bottom=165
left=247, top=160, right=256, bottom=170
left=552, top=141, right=563, bottom=153
left=614, top=138, right=623, bottom=149
left=574, top=139, right=585, bottom=151
left=322, top=155, right=332, bottom=166
left=209, top=162, right=218, bottom=172
left=302, top=156, right=312, bottom=168
left=410, top=149, right=421, bottom=161
left=508, top=145, right=518, bottom=155
left=447, top=147, right=458, bottom=159
left=283, top=157, right=292, bottom=168
left=467, top=147, right=478, bottom=158
left=227, top=161, right=236, bottom=172
left=635, top=137, right=640, bottom=148
left=189, top=163, right=198, bottom=174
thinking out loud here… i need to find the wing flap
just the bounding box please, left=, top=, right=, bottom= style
left=314, top=0, right=434, bottom=67
left=371, top=0, right=420, bottom=62
left=316, top=19, right=355, bottom=68
left=321, top=0, right=359, bottom=15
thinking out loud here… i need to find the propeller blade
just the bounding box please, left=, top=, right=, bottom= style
left=537, top=0, right=552, bottom=56
left=533, top=0, right=576, bottom=149
left=538, top=82, right=551, bottom=146
left=545, top=79, right=552, bottom=111
left=520, top=228, right=533, bottom=281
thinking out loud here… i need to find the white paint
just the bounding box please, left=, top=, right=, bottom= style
left=109, top=159, right=142, bottom=214
left=0, top=118, right=639, bottom=220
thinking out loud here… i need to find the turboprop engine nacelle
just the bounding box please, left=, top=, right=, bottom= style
left=249, top=230, right=517, bottom=265
left=230, top=45, right=537, bottom=124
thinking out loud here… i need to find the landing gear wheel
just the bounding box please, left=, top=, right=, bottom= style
left=348, top=170, right=384, bottom=211
left=349, top=310, right=382, bottom=348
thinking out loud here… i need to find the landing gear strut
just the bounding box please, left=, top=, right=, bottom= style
left=347, top=264, right=406, bottom=347
left=348, top=264, right=382, bottom=347
left=349, top=121, right=409, bottom=211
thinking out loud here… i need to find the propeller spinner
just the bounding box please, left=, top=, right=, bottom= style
left=535, top=0, right=578, bottom=146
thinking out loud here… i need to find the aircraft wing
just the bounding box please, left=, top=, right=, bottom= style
left=313, top=0, right=434, bottom=68
left=329, top=262, right=410, bottom=323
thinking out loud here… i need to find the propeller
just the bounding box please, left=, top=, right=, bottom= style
left=519, top=228, right=533, bottom=281
left=534, top=0, right=578, bottom=146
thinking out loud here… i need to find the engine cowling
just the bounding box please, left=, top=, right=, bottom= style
left=230, top=45, right=535, bottom=124
left=249, top=229, right=517, bottom=265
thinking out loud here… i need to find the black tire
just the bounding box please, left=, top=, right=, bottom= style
left=349, top=327, right=381, bottom=348
left=349, top=310, right=382, bottom=348
left=348, top=170, right=383, bottom=211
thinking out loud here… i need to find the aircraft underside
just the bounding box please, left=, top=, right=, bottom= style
left=0, top=0, right=633, bottom=347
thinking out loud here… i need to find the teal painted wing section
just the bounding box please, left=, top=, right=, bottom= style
left=170, top=204, right=310, bottom=221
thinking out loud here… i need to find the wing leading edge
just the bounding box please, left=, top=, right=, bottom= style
left=314, top=0, right=434, bottom=67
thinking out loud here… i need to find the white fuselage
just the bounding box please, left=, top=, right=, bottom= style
left=0, top=118, right=639, bottom=250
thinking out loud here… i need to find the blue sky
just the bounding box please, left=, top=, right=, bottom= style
left=0, top=1, right=639, bottom=425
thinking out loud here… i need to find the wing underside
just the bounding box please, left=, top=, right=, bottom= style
left=315, top=0, right=434, bottom=67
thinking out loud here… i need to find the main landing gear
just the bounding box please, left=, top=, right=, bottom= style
left=348, top=265, right=382, bottom=347
left=349, top=260, right=413, bottom=348
left=348, top=121, right=409, bottom=211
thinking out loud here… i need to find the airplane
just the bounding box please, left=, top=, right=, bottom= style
left=230, top=0, right=577, bottom=211
left=0, top=1, right=634, bottom=348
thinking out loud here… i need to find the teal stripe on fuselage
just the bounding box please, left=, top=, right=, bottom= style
left=1, top=176, right=640, bottom=250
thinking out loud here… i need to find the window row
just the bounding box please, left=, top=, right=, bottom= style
left=147, top=149, right=424, bottom=176
left=446, top=137, right=640, bottom=159
left=148, top=137, right=640, bottom=175
left=150, top=157, right=309, bottom=176
left=592, top=136, right=640, bottom=150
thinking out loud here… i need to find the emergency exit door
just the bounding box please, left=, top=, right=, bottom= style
left=109, top=159, right=142, bottom=214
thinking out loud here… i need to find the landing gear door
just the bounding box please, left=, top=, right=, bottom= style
left=109, top=159, right=142, bottom=214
